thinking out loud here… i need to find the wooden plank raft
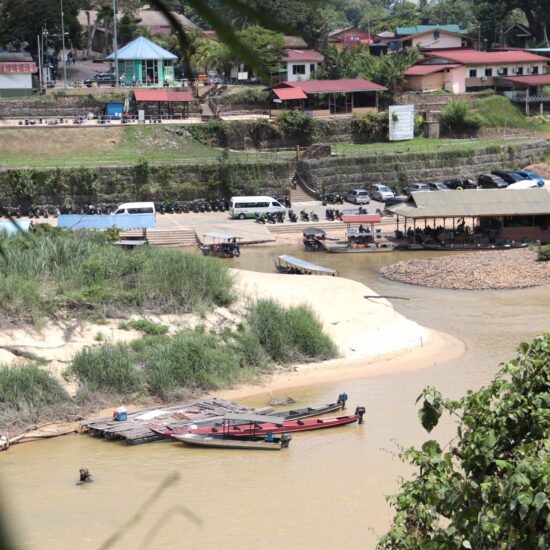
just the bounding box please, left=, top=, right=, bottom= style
left=81, top=399, right=272, bottom=445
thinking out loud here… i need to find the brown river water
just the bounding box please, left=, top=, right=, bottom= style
left=1, top=246, right=549, bottom=549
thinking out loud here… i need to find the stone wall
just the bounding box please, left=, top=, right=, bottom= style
left=297, top=140, right=549, bottom=193
left=0, top=159, right=291, bottom=209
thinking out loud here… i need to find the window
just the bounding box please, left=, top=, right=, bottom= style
left=532, top=66, right=539, bottom=74
left=500, top=67, right=508, bottom=76
left=469, top=69, right=477, bottom=78
left=292, top=64, right=306, bottom=75
left=310, top=64, right=315, bottom=74
left=433, top=30, right=440, bottom=40
left=485, top=68, right=493, bottom=77
left=516, top=67, right=523, bottom=75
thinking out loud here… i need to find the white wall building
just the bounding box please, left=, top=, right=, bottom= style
left=0, top=62, right=37, bottom=97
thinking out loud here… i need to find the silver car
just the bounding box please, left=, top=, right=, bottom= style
left=369, top=184, right=395, bottom=202
left=345, top=188, right=371, bottom=204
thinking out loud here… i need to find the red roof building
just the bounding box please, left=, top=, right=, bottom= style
left=425, top=48, right=549, bottom=65
left=268, top=79, right=386, bottom=117
left=133, top=89, right=193, bottom=117
left=0, top=62, right=37, bottom=97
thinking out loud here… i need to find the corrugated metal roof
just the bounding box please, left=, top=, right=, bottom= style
left=277, top=79, right=387, bottom=94
left=0, top=62, right=37, bottom=73
left=279, top=255, right=337, bottom=274
left=133, top=90, right=193, bottom=102
left=388, top=188, right=550, bottom=218
left=396, top=25, right=467, bottom=37
left=273, top=88, right=308, bottom=100
left=284, top=49, right=324, bottom=62
left=405, top=64, right=461, bottom=76
left=106, top=36, right=177, bottom=61
left=425, top=49, right=548, bottom=65
left=497, top=74, right=550, bottom=86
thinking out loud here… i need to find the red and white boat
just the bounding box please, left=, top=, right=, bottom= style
left=151, top=412, right=364, bottom=438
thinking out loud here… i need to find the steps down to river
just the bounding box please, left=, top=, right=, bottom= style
left=268, top=221, right=348, bottom=234
left=120, top=228, right=198, bottom=247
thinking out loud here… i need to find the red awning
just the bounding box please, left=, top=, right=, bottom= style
left=273, top=88, right=308, bottom=100
left=133, top=89, right=193, bottom=102
left=341, top=214, right=381, bottom=223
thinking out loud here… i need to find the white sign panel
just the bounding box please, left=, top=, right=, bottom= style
left=138, top=109, right=145, bottom=122
left=237, top=72, right=249, bottom=81
left=389, top=104, right=414, bottom=141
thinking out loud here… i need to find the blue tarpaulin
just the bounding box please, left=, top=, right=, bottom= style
left=0, top=219, right=31, bottom=235
left=105, top=102, right=124, bottom=120
left=58, top=214, right=156, bottom=230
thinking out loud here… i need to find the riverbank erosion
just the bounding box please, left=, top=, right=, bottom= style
left=380, top=248, right=550, bottom=290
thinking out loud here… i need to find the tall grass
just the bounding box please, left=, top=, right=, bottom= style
left=0, top=363, right=70, bottom=428
left=476, top=96, right=549, bottom=130
left=69, top=343, right=141, bottom=395
left=0, top=229, right=234, bottom=324
left=247, top=299, right=338, bottom=363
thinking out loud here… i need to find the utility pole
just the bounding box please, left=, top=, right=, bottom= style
left=112, top=0, right=119, bottom=86
left=37, top=34, right=43, bottom=94
left=60, top=0, right=68, bottom=87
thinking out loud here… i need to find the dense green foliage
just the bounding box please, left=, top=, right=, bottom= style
left=70, top=343, right=141, bottom=395
left=0, top=363, right=70, bottom=426
left=440, top=100, right=483, bottom=137
left=0, top=229, right=234, bottom=323
left=118, top=319, right=169, bottom=336
left=379, top=334, right=550, bottom=549
left=247, top=299, right=338, bottom=363
left=537, top=245, right=550, bottom=262
left=68, top=299, right=337, bottom=400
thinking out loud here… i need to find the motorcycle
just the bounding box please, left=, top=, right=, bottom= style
left=325, top=209, right=335, bottom=221
left=275, top=211, right=284, bottom=223
left=310, top=211, right=319, bottom=222
left=266, top=212, right=277, bottom=224
left=255, top=212, right=266, bottom=224
left=300, top=210, right=310, bottom=222
left=288, top=210, right=298, bottom=223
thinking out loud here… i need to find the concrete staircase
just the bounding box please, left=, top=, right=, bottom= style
left=268, top=221, right=347, bottom=234
left=121, top=228, right=198, bottom=248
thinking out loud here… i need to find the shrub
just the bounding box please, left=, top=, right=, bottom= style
left=246, top=299, right=337, bottom=363
left=141, top=330, right=242, bottom=399
left=119, top=319, right=169, bottom=336
left=273, top=110, right=312, bottom=139
left=0, top=363, right=70, bottom=427
left=70, top=343, right=141, bottom=395
left=537, top=244, right=550, bottom=261
left=350, top=112, right=389, bottom=140
left=440, top=100, right=483, bottom=137
left=0, top=275, right=42, bottom=323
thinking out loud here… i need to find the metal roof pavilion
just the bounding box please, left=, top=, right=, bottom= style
left=106, top=36, right=177, bottom=61
left=278, top=255, right=338, bottom=274
left=388, top=188, right=550, bottom=219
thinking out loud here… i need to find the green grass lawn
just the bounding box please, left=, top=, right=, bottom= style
left=331, top=137, right=532, bottom=157
left=475, top=95, right=550, bottom=132
left=0, top=125, right=293, bottom=167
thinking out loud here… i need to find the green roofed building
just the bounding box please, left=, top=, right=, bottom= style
left=106, top=36, right=177, bottom=86
left=396, top=25, right=468, bottom=37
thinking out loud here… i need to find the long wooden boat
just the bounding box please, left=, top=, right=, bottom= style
left=274, top=401, right=342, bottom=420
left=274, top=254, right=339, bottom=276
left=156, top=414, right=360, bottom=437
left=173, top=433, right=290, bottom=451
left=324, top=242, right=395, bottom=253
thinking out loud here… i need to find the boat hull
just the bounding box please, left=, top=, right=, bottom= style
left=173, top=433, right=286, bottom=450
left=420, top=243, right=529, bottom=251
left=274, top=402, right=342, bottom=420
left=324, top=244, right=395, bottom=253
left=158, top=415, right=358, bottom=437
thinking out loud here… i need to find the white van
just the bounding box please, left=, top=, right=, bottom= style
left=229, top=196, right=285, bottom=220
left=113, top=202, right=156, bottom=215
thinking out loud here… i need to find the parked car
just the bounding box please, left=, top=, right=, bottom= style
left=477, top=174, right=508, bottom=189
left=427, top=182, right=451, bottom=191
left=84, top=73, right=116, bottom=87
left=511, top=170, right=544, bottom=187
left=345, top=188, right=371, bottom=204
left=444, top=178, right=477, bottom=190
left=369, top=184, right=395, bottom=202
left=491, top=170, right=526, bottom=184
left=402, top=183, right=431, bottom=197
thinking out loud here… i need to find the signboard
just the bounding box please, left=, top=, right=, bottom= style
left=237, top=71, right=249, bottom=81
left=389, top=104, right=414, bottom=141
left=138, top=109, right=145, bottom=122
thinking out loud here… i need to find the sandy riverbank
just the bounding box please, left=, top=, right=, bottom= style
left=1, top=269, right=465, bottom=443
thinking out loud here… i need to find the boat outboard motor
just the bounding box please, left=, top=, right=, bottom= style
left=355, top=406, right=366, bottom=425
left=337, top=392, right=348, bottom=409
left=280, top=433, right=292, bottom=448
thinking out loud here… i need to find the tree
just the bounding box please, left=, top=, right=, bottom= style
left=0, top=0, right=80, bottom=52
left=191, top=36, right=232, bottom=74
left=378, top=334, right=550, bottom=549
left=423, top=0, right=477, bottom=32
left=236, top=25, right=284, bottom=73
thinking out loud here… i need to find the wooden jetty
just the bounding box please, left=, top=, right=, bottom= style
left=81, top=399, right=272, bottom=445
